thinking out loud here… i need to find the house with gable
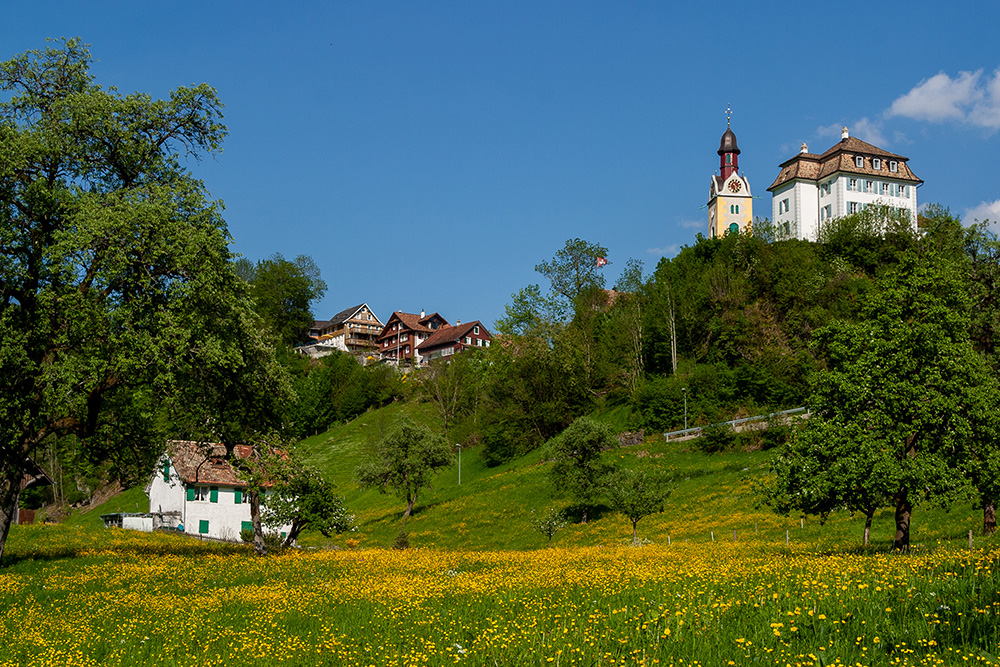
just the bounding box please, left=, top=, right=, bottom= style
left=301, top=303, right=384, bottom=360
left=145, top=440, right=291, bottom=542
left=417, top=320, right=493, bottom=363
left=375, top=310, right=449, bottom=365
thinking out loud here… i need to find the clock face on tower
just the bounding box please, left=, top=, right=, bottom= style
left=728, top=179, right=742, bottom=193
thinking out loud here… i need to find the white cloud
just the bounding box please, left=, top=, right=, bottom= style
left=889, top=68, right=1000, bottom=130
left=647, top=244, right=679, bottom=256
left=680, top=219, right=704, bottom=230
left=964, top=199, right=1000, bottom=229
left=849, top=117, right=888, bottom=146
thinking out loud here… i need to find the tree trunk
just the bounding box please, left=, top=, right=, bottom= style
left=632, top=520, right=639, bottom=546
left=668, top=289, right=677, bottom=375
left=249, top=489, right=266, bottom=556
left=863, top=510, right=873, bottom=547
left=581, top=506, right=588, bottom=524
left=0, top=462, right=25, bottom=566
left=402, top=493, right=416, bottom=527
left=984, top=501, right=997, bottom=536
left=893, top=488, right=912, bottom=551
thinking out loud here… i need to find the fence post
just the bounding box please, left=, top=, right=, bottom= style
left=969, top=529, right=974, bottom=549
left=786, top=530, right=789, bottom=546
left=711, top=531, right=714, bottom=542
left=733, top=529, right=737, bottom=542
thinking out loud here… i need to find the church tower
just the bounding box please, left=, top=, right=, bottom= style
left=708, top=109, right=753, bottom=238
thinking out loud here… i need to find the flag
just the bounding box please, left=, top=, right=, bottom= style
left=596, top=257, right=607, bottom=268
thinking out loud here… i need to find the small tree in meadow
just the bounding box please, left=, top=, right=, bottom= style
left=356, top=417, right=455, bottom=528
left=548, top=416, right=617, bottom=523
left=606, top=467, right=672, bottom=546
left=531, top=507, right=568, bottom=547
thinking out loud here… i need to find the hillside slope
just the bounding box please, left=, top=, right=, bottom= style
left=293, top=400, right=982, bottom=551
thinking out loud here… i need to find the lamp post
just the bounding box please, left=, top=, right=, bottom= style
left=682, top=387, right=688, bottom=430
left=456, top=444, right=462, bottom=485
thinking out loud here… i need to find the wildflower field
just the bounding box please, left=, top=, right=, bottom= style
left=3, top=525, right=998, bottom=667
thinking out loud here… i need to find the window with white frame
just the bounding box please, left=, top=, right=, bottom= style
left=865, top=180, right=874, bottom=193
left=474, top=325, right=480, bottom=335
left=872, top=158, right=881, bottom=170
left=849, top=178, right=857, bottom=192
left=899, top=185, right=907, bottom=198
left=849, top=202, right=859, bottom=214
left=855, top=156, right=864, bottom=168
left=881, top=182, right=890, bottom=195
left=889, top=161, right=898, bottom=173
left=463, top=337, right=471, bottom=345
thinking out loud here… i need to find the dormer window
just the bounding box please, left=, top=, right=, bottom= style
left=474, top=325, right=480, bottom=335
left=889, top=161, right=898, bottom=173
left=855, top=156, right=864, bottom=168
left=872, top=158, right=881, bottom=170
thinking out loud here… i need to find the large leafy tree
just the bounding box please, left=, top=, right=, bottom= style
left=0, top=39, right=238, bottom=563
left=767, top=249, right=999, bottom=550
left=235, top=253, right=327, bottom=347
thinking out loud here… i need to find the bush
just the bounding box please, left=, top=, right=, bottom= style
left=392, top=530, right=410, bottom=550
left=696, top=423, right=737, bottom=454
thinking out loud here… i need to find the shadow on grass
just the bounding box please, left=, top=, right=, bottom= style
left=3, top=530, right=248, bottom=569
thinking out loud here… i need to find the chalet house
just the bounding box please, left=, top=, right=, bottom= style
left=301, top=303, right=384, bottom=360
left=145, top=440, right=291, bottom=542
left=375, top=311, right=449, bottom=365
left=417, top=320, right=493, bottom=363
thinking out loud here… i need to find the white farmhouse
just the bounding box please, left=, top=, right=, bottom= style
left=768, top=127, right=922, bottom=241
left=145, top=440, right=291, bottom=542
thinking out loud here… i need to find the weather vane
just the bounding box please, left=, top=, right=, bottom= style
left=726, top=103, right=732, bottom=127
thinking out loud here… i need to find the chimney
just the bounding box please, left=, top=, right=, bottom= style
left=420, top=309, right=425, bottom=318
left=841, top=126, right=849, bottom=141
left=800, top=142, right=808, bottom=154
left=456, top=319, right=461, bottom=325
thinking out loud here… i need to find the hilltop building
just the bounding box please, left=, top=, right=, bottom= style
left=707, top=116, right=753, bottom=238
left=300, top=303, right=384, bottom=360
left=768, top=127, right=922, bottom=241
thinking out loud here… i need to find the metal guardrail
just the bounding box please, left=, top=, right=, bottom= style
left=664, top=406, right=810, bottom=440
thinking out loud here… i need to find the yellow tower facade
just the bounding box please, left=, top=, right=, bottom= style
left=708, top=118, right=753, bottom=237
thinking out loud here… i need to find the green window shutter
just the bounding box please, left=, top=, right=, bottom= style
left=234, top=490, right=242, bottom=504
left=199, top=520, right=209, bottom=534
left=162, top=462, right=170, bottom=482
left=210, top=487, right=218, bottom=503
left=186, top=487, right=195, bottom=502
left=242, top=521, right=252, bottom=533
left=280, top=532, right=286, bottom=540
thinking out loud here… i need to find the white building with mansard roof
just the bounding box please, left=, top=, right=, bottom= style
left=768, top=127, right=923, bottom=241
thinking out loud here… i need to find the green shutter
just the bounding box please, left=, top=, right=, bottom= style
left=210, top=487, right=218, bottom=503
left=241, top=521, right=252, bottom=533
left=199, top=520, right=209, bottom=534
left=186, top=487, right=195, bottom=502
left=234, top=490, right=242, bottom=504
left=162, top=461, right=170, bottom=482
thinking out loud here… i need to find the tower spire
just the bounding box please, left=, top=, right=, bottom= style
left=726, top=103, right=732, bottom=128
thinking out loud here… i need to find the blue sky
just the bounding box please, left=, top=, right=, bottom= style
left=6, top=2, right=1000, bottom=328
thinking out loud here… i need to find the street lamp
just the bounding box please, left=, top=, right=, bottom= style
left=682, top=387, right=688, bottom=430
left=456, top=443, right=462, bottom=485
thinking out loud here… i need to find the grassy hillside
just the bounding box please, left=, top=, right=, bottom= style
left=292, top=399, right=988, bottom=552
left=31, top=399, right=989, bottom=554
